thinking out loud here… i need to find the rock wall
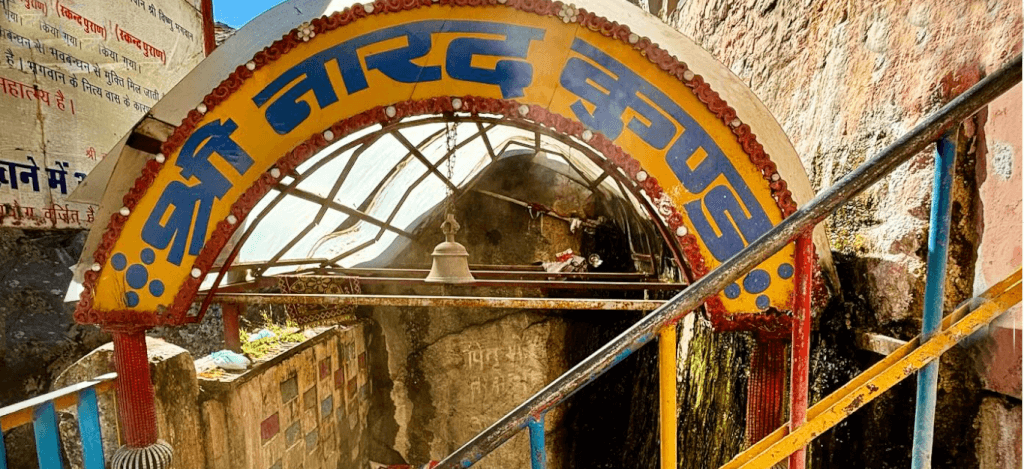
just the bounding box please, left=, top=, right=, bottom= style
left=655, top=0, right=1021, bottom=466
left=364, top=156, right=665, bottom=468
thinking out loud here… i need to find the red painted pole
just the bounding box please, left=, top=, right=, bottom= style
left=788, top=232, right=815, bottom=468
left=200, top=0, right=216, bottom=55
left=111, top=329, right=159, bottom=447
left=222, top=303, right=242, bottom=352
left=746, top=335, right=788, bottom=444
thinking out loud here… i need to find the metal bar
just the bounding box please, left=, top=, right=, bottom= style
left=393, top=130, right=460, bottom=193
left=210, top=292, right=665, bottom=310
left=733, top=268, right=1024, bottom=463
left=349, top=276, right=686, bottom=291
left=222, top=303, right=242, bottom=352
left=787, top=232, right=814, bottom=469
left=434, top=54, right=1021, bottom=469
left=854, top=333, right=908, bottom=356
left=33, top=401, right=63, bottom=469
left=658, top=325, right=677, bottom=469
left=77, top=388, right=105, bottom=469
left=911, top=131, right=958, bottom=469
left=478, top=121, right=498, bottom=160
left=726, top=269, right=1021, bottom=469
left=527, top=415, right=546, bottom=469
left=1, top=374, right=117, bottom=432
left=283, top=186, right=415, bottom=239
left=316, top=267, right=651, bottom=280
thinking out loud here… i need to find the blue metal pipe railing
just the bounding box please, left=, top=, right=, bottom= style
left=0, top=373, right=116, bottom=469
left=911, top=131, right=959, bottom=468
left=434, top=54, right=1022, bottom=469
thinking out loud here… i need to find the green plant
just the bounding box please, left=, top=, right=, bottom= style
left=240, top=312, right=306, bottom=359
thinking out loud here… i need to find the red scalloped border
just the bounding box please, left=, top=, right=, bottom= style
left=75, top=0, right=801, bottom=333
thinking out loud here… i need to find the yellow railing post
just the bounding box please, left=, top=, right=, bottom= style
left=659, top=324, right=678, bottom=469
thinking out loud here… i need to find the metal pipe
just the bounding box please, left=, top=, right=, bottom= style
left=658, top=325, right=677, bottom=469
left=209, top=292, right=666, bottom=311
left=345, top=276, right=686, bottom=291
left=788, top=232, right=815, bottom=469
left=222, top=303, right=242, bottom=352
left=527, top=415, right=546, bottom=469
left=433, top=55, right=1021, bottom=469
left=911, top=131, right=958, bottom=468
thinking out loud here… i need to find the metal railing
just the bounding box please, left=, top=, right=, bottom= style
left=0, top=373, right=117, bottom=469
left=435, top=54, right=1023, bottom=469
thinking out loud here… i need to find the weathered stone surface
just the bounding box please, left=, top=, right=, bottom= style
left=52, top=336, right=205, bottom=469
left=663, top=0, right=1021, bottom=327
left=976, top=396, right=1023, bottom=469
left=0, top=229, right=109, bottom=406
left=197, top=325, right=369, bottom=469
left=365, top=156, right=666, bottom=468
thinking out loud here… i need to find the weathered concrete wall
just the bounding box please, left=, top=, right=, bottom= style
left=365, top=156, right=663, bottom=468
left=198, top=325, right=370, bottom=469
left=52, top=336, right=206, bottom=469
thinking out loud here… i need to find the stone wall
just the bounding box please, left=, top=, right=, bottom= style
left=199, top=325, right=370, bottom=469
left=656, top=0, right=1021, bottom=466
left=42, top=325, right=369, bottom=469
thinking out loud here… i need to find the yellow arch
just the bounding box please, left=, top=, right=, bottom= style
left=72, top=0, right=830, bottom=328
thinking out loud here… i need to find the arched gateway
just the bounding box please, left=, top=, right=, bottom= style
left=68, top=0, right=832, bottom=465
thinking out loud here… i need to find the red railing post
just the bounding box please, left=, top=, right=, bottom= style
left=222, top=303, right=242, bottom=352
left=788, top=232, right=815, bottom=468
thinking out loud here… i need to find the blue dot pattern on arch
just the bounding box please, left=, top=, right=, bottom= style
left=755, top=295, right=770, bottom=310
left=141, top=248, right=156, bottom=265
left=777, top=263, right=794, bottom=279
left=111, top=253, right=128, bottom=271
left=724, top=283, right=741, bottom=299
left=743, top=269, right=771, bottom=294
left=125, top=291, right=140, bottom=307
left=149, top=280, right=165, bottom=297
left=126, top=264, right=149, bottom=290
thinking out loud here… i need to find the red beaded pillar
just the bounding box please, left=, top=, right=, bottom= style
left=745, top=335, right=788, bottom=444
left=108, top=328, right=172, bottom=468
left=111, top=329, right=158, bottom=447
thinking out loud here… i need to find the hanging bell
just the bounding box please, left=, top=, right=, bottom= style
left=425, top=214, right=476, bottom=284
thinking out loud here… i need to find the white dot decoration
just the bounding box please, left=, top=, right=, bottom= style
left=683, top=70, right=695, bottom=81
left=676, top=226, right=688, bottom=237
left=628, top=33, right=639, bottom=44
left=270, top=167, right=281, bottom=178
left=771, top=173, right=781, bottom=181
left=385, top=106, right=397, bottom=118
left=196, top=103, right=207, bottom=114
left=119, top=207, right=130, bottom=216
left=518, top=104, right=529, bottom=116
left=364, top=3, right=374, bottom=13
left=636, top=171, right=648, bottom=182
left=155, top=153, right=165, bottom=163
left=245, top=61, right=256, bottom=71
left=191, top=268, right=202, bottom=278
left=582, top=130, right=593, bottom=141
left=451, top=98, right=462, bottom=110
left=227, top=214, right=238, bottom=225
left=730, top=118, right=742, bottom=128
left=323, top=130, right=335, bottom=141
left=91, top=263, right=101, bottom=272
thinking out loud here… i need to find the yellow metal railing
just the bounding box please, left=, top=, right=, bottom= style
left=722, top=268, right=1022, bottom=469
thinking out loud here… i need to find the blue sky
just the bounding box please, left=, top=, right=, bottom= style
left=214, top=0, right=284, bottom=28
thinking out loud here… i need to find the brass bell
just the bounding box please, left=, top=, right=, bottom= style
left=425, top=214, right=475, bottom=284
